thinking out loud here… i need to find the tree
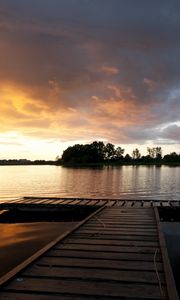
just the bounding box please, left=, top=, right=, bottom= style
left=124, top=154, right=132, bottom=162
left=61, top=141, right=106, bottom=164
left=147, top=147, right=156, bottom=158
left=147, top=147, right=162, bottom=160
left=155, top=147, right=162, bottom=160
left=132, top=148, right=141, bottom=159
left=104, top=143, right=116, bottom=159
left=115, top=146, right=124, bottom=159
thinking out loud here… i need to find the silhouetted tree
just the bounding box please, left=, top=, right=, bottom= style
left=104, top=143, right=116, bottom=159
left=155, top=147, right=162, bottom=160
left=147, top=147, right=156, bottom=158
left=163, top=152, right=180, bottom=163
left=124, top=154, right=132, bottom=163
left=115, top=147, right=125, bottom=159
left=132, top=148, right=141, bottom=159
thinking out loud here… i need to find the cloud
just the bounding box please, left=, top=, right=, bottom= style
left=0, top=0, right=180, bottom=150
left=161, top=125, right=180, bottom=142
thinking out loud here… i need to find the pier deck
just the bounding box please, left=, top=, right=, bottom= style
left=0, top=204, right=178, bottom=300
left=0, top=196, right=179, bottom=209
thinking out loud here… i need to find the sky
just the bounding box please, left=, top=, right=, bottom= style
left=0, top=0, right=180, bottom=160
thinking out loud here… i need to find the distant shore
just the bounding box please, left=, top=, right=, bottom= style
left=0, top=160, right=180, bottom=166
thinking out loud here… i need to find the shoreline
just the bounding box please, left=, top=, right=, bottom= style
left=0, top=162, right=180, bottom=166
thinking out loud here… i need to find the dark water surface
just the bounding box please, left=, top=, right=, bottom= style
left=0, top=222, right=77, bottom=277
left=0, top=165, right=180, bottom=201
left=161, top=223, right=180, bottom=295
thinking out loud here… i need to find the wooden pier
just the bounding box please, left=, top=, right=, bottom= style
left=0, top=196, right=180, bottom=208
left=0, top=198, right=178, bottom=299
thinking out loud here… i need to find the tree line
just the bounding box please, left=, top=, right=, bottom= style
left=59, top=141, right=180, bottom=165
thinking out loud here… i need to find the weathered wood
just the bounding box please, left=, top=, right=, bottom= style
left=72, top=233, right=159, bottom=241
left=77, top=228, right=158, bottom=235
left=97, top=218, right=156, bottom=222
left=78, top=199, right=92, bottom=205
left=100, top=212, right=154, bottom=220
left=55, top=243, right=159, bottom=254
left=0, top=292, right=82, bottom=300
left=37, top=256, right=163, bottom=271
left=4, top=277, right=166, bottom=299
left=0, top=205, right=171, bottom=300
left=47, top=249, right=162, bottom=262
left=68, top=199, right=81, bottom=205
left=88, top=222, right=157, bottom=228
left=23, top=265, right=165, bottom=284
left=101, top=209, right=155, bottom=214
left=65, top=238, right=159, bottom=247
left=2, top=197, right=173, bottom=208
left=93, top=218, right=156, bottom=223
left=85, top=200, right=99, bottom=206
left=85, top=223, right=157, bottom=229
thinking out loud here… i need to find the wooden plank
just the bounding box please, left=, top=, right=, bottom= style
left=23, top=264, right=165, bottom=284
left=102, top=207, right=153, bottom=211
left=169, top=201, right=179, bottom=207
left=106, top=200, right=116, bottom=207
left=88, top=219, right=155, bottom=225
left=79, top=224, right=157, bottom=231
left=85, top=223, right=157, bottom=229
left=47, top=249, right=162, bottom=262
left=132, top=201, right=141, bottom=207
left=0, top=292, right=80, bottom=300
left=72, top=233, right=159, bottom=242
left=38, top=199, right=54, bottom=204
left=97, top=217, right=155, bottom=221
left=83, top=226, right=157, bottom=233
left=65, top=238, right=159, bottom=247
left=124, top=201, right=133, bottom=207
left=52, top=199, right=69, bottom=205
left=85, top=200, right=99, bottom=206
left=55, top=243, right=159, bottom=254
left=114, top=200, right=124, bottom=206
left=88, top=220, right=156, bottom=225
left=106, top=207, right=153, bottom=210
left=76, top=229, right=158, bottom=237
left=78, top=227, right=157, bottom=234
left=100, top=211, right=155, bottom=216
left=37, top=256, right=163, bottom=271
left=161, top=201, right=170, bottom=207
left=77, top=199, right=91, bottom=205
left=68, top=199, right=81, bottom=205
left=4, top=277, right=166, bottom=299
left=98, top=210, right=155, bottom=215
left=96, top=215, right=155, bottom=219
left=99, top=215, right=155, bottom=220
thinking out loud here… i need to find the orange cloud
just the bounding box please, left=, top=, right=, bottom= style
left=101, top=66, right=119, bottom=75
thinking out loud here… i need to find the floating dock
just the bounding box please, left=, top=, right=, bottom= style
left=0, top=198, right=178, bottom=299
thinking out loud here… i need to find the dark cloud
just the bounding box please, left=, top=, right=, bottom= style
left=0, top=0, right=180, bottom=145
left=162, top=125, right=180, bottom=142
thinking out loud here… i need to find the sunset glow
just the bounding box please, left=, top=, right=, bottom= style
left=0, top=1, right=180, bottom=159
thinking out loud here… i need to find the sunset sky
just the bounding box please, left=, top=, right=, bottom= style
left=0, top=0, right=180, bottom=160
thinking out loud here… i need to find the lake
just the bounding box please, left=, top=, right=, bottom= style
left=0, top=165, right=180, bottom=201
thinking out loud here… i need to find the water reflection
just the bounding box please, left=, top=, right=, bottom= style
left=0, top=165, right=180, bottom=201
left=0, top=222, right=77, bottom=276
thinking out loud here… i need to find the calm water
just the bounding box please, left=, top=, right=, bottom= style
left=0, top=165, right=180, bottom=201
